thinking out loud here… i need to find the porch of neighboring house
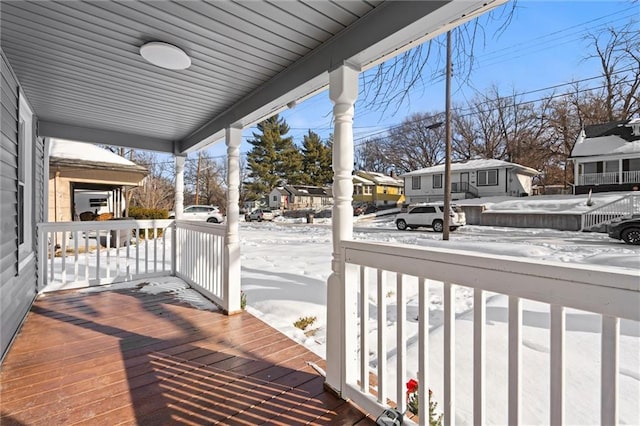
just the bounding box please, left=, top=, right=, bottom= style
left=0, top=278, right=373, bottom=425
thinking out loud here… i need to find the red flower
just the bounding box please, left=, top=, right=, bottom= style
left=406, top=378, right=418, bottom=394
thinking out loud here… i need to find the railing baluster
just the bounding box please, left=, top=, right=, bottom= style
left=106, top=229, right=111, bottom=280
left=509, top=295, right=522, bottom=425
left=396, top=273, right=406, bottom=414
left=418, top=277, right=428, bottom=426
left=377, top=269, right=387, bottom=405
left=550, top=304, right=565, bottom=425
left=84, top=231, right=89, bottom=281
left=444, top=282, right=455, bottom=426
left=95, top=226, right=101, bottom=284
left=474, top=288, right=486, bottom=426
left=61, top=231, right=67, bottom=284
left=73, top=230, right=79, bottom=282
left=360, top=266, right=369, bottom=394
left=144, top=231, right=149, bottom=274
left=49, top=230, right=55, bottom=283
left=126, top=226, right=131, bottom=279
left=601, top=315, right=619, bottom=426
left=153, top=224, right=158, bottom=273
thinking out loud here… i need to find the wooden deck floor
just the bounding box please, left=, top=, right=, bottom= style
left=0, top=282, right=375, bottom=425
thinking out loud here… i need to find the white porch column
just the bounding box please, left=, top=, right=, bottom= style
left=174, top=155, right=186, bottom=219
left=224, top=126, right=242, bottom=314
left=325, top=64, right=359, bottom=393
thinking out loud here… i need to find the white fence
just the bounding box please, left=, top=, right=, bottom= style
left=174, top=220, right=226, bottom=309
left=37, top=219, right=174, bottom=292
left=581, top=193, right=640, bottom=230
left=338, top=240, right=640, bottom=425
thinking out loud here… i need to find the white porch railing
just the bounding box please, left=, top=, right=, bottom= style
left=622, top=170, right=640, bottom=183
left=338, top=240, right=640, bottom=425
left=37, top=219, right=174, bottom=292
left=577, top=171, right=640, bottom=186
left=174, top=220, right=226, bottom=309
left=580, top=193, right=640, bottom=231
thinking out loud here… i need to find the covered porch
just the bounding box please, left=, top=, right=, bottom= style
left=2, top=1, right=639, bottom=425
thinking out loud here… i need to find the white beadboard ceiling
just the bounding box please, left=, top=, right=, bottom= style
left=1, top=0, right=507, bottom=154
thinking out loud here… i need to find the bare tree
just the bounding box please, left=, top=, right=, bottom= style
left=584, top=21, right=640, bottom=121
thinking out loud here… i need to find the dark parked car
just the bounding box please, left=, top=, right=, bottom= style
left=607, top=217, right=640, bottom=245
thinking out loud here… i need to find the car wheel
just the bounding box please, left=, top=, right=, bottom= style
left=258, top=217, right=263, bottom=222
left=207, top=217, right=219, bottom=223
left=449, top=226, right=458, bottom=232
left=621, top=227, right=640, bottom=245
left=396, top=219, right=408, bottom=231
left=432, top=219, right=444, bottom=232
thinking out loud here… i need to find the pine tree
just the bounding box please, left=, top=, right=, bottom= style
left=245, top=114, right=302, bottom=198
left=301, top=130, right=333, bottom=186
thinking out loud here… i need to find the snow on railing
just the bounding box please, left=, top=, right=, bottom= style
left=580, top=193, right=640, bottom=231
left=37, top=219, right=174, bottom=292
left=337, top=240, right=639, bottom=426
left=174, top=220, right=225, bottom=309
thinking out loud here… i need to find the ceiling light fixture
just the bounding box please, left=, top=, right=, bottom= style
left=139, top=41, right=191, bottom=70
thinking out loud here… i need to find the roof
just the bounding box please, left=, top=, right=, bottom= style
left=49, top=139, right=147, bottom=173
left=400, top=159, right=539, bottom=177
left=1, top=0, right=507, bottom=155
left=284, top=185, right=332, bottom=197
left=571, top=118, right=640, bottom=158
left=356, top=170, right=403, bottom=186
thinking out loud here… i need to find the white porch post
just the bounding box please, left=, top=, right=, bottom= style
left=224, top=126, right=242, bottom=314
left=174, top=155, right=186, bottom=219
left=325, top=64, right=359, bottom=393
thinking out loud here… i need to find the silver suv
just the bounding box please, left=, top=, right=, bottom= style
left=168, top=205, right=224, bottom=223
left=395, top=203, right=466, bottom=232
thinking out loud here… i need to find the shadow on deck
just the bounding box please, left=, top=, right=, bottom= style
left=0, top=281, right=374, bottom=425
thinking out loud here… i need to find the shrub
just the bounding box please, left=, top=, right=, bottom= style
left=293, top=316, right=316, bottom=331
left=128, top=206, right=169, bottom=220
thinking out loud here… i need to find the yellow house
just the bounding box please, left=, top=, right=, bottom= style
left=353, top=170, right=405, bottom=207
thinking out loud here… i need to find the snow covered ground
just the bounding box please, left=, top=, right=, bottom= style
left=240, top=217, right=639, bottom=425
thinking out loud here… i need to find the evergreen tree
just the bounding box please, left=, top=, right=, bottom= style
left=300, top=130, right=333, bottom=185
left=245, top=114, right=302, bottom=198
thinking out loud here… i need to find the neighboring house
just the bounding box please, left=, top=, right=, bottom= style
left=49, top=139, right=148, bottom=222
left=268, top=187, right=290, bottom=210
left=352, top=170, right=405, bottom=207
left=570, top=118, right=640, bottom=195
left=277, top=185, right=333, bottom=210
left=401, top=159, right=538, bottom=204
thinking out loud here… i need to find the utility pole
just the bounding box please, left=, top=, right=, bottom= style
left=443, top=30, right=453, bottom=240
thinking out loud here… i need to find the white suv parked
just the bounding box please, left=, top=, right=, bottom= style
left=168, top=205, right=224, bottom=223
left=395, top=203, right=466, bottom=232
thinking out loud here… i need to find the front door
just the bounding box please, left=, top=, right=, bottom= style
left=460, top=172, right=469, bottom=192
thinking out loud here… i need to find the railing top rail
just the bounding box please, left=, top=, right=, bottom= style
left=38, top=219, right=174, bottom=232
left=341, top=240, right=639, bottom=321
left=584, top=193, right=639, bottom=214
left=175, top=220, right=226, bottom=234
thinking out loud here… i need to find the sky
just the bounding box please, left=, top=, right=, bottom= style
left=201, top=0, right=639, bottom=160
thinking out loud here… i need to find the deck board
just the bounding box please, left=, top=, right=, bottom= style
left=0, top=283, right=375, bottom=425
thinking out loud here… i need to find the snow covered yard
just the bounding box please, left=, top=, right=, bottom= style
left=240, top=220, right=640, bottom=425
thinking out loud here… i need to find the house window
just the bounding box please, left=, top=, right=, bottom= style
left=477, top=169, right=498, bottom=186
left=433, top=174, right=443, bottom=189
left=364, top=186, right=372, bottom=195
left=411, top=176, right=421, bottom=190
left=273, top=195, right=277, bottom=202
left=18, top=94, right=33, bottom=263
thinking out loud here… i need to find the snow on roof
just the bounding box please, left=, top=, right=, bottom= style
left=571, top=134, right=640, bottom=157
left=357, top=171, right=403, bottom=186
left=400, top=159, right=538, bottom=177
left=353, top=175, right=374, bottom=185
left=49, top=139, right=138, bottom=166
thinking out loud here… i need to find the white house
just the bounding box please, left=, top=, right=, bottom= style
left=570, top=118, right=640, bottom=194
left=268, top=187, right=290, bottom=210
left=401, top=159, right=538, bottom=204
